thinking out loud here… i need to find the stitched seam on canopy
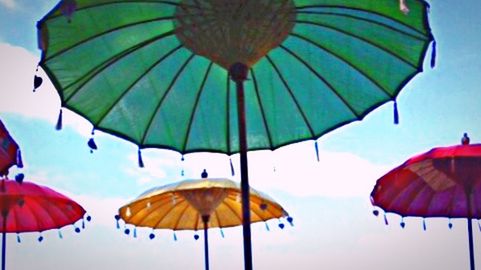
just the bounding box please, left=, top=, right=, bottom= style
left=278, top=44, right=359, bottom=118
left=250, top=68, right=274, bottom=150
left=63, top=31, right=177, bottom=103
left=96, top=45, right=183, bottom=127
left=141, top=53, right=196, bottom=145
left=181, top=62, right=214, bottom=152
left=265, top=54, right=315, bottom=137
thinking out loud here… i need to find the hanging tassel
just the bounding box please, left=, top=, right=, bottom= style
left=86, top=215, right=91, bottom=222
left=180, top=155, right=185, bottom=176
left=33, top=75, right=43, bottom=92
left=16, top=149, right=23, bottom=168
left=75, top=227, right=81, bottom=233
left=15, top=173, right=24, bottom=184
left=82, top=219, right=85, bottom=229
left=88, top=138, right=97, bottom=153
left=124, top=228, right=130, bottom=235
left=265, top=223, right=270, bottom=231
left=393, top=101, right=399, bottom=125
left=400, top=217, right=405, bottom=228
left=384, top=213, right=389, bottom=225
left=17, top=233, right=21, bottom=243
left=430, top=40, right=436, bottom=68
left=230, top=158, right=235, bottom=176
left=60, top=0, right=77, bottom=23
left=372, top=210, right=379, bottom=216
left=138, top=149, right=144, bottom=168
left=58, top=230, right=63, bottom=239
left=173, top=232, right=177, bottom=241
left=56, top=109, right=63, bottom=130
left=278, top=221, right=285, bottom=229
left=133, top=227, right=137, bottom=238
left=448, top=218, right=453, bottom=229
left=38, top=235, right=44, bottom=242
left=314, top=141, right=320, bottom=162
left=149, top=232, right=155, bottom=240
left=194, top=234, right=199, bottom=240
left=287, top=216, right=294, bottom=227
left=220, top=229, right=224, bottom=238
left=115, top=215, right=120, bottom=229
left=423, top=219, right=427, bottom=231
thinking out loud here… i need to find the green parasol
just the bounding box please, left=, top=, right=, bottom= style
left=37, top=1, right=434, bottom=269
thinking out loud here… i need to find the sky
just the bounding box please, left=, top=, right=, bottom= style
left=1, top=0, right=481, bottom=269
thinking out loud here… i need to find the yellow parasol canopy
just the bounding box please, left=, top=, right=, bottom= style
left=118, top=175, right=289, bottom=231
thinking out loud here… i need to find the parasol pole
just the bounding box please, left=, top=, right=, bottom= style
left=466, top=190, right=475, bottom=270
left=202, top=215, right=210, bottom=270
left=230, top=62, right=253, bottom=270
left=2, top=213, right=6, bottom=270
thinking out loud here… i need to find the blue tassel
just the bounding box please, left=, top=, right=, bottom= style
left=384, top=214, right=389, bottom=225
left=17, top=234, right=21, bottom=243
left=149, top=232, right=155, bottom=240
left=220, top=229, right=224, bottom=238
left=448, top=219, right=453, bottom=229
left=124, top=228, right=130, bottom=235
left=430, top=40, right=436, bottom=68
left=393, top=101, right=399, bottom=125
left=400, top=217, right=405, bottom=229
left=15, top=173, right=24, bottom=184
left=138, top=149, right=144, bottom=168
left=56, top=109, right=63, bottom=130
left=88, top=138, right=97, bottom=153
left=314, top=141, right=319, bottom=162
left=133, top=227, right=137, bottom=238
left=194, top=234, right=199, bottom=240
left=180, top=156, right=185, bottom=176
left=16, top=149, right=23, bottom=168
left=115, top=215, right=120, bottom=229
left=230, top=158, right=235, bottom=176
left=58, top=230, right=63, bottom=239
left=82, top=219, right=85, bottom=229
left=173, top=232, right=177, bottom=241
left=86, top=215, right=91, bottom=222
left=38, top=235, right=44, bottom=242
left=287, top=216, right=294, bottom=226
left=278, top=222, right=285, bottom=229
left=265, top=223, right=270, bottom=231
left=423, top=219, right=427, bottom=231
left=372, top=210, right=379, bottom=216
left=33, top=75, right=43, bottom=92
left=75, top=227, right=81, bottom=233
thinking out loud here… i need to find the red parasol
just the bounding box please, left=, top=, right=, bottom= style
left=371, top=134, right=481, bottom=270
left=0, top=120, right=22, bottom=177
left=0, top=178, right=88, bottom=270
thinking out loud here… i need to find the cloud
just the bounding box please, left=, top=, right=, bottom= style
left=0, top=0, right=16, bottom=9
left=0, top=42, right=94, bottom=137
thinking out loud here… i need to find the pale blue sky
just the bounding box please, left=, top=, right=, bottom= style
left=1, top=1, right=481, bottom=269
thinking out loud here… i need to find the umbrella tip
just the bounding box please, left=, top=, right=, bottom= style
left=201, top=169, right=208, bottom=178
left=462, top=133, right=470, bottom=145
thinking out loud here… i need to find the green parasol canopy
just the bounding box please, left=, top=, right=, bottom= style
left=37, top=1, right=434, bottom=269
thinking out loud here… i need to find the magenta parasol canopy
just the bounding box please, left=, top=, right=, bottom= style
left=0, top=121, right=22, bottom=177
left=371, top=134, right=481, bottom=270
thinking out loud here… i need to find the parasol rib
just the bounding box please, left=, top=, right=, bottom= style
left=62, top=31, right=177, bottom=102
left=250, top=69, right=274, bottom=150
left=43, top=17, right=176, bottom=61
left=294, top=11, right=428, bottom=41
left=96, top=45, right=184, bottom=127
left=265, top=55, right=315, bottom=137
left=141, top=53, right=196, bottom=146
left=285, top=34, right=393, bottom=99
left=181, top=62, right=214, bottom=152
left=294, top=20, right=417, bottom=69
left=172, top=200, right=192, bottom=230
left=151, top=195, right=186, bottom=229
left=279, top=44, right=360, bottom=118
left=294, top=4, right=429, bottom=37
left=131, top=196, right=174, bottom=226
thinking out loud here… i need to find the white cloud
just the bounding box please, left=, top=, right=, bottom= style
left=0, top=42, right=94, bottom=137
left=0, top=0, right=16, bottom=9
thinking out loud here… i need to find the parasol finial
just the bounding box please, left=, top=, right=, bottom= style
left=201, top=169, right=208, bottom=179
left=462, top=133, right=470, bottom=145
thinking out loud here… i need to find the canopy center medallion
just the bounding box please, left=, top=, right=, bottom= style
left=174, top=0, right=296, bottom=69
